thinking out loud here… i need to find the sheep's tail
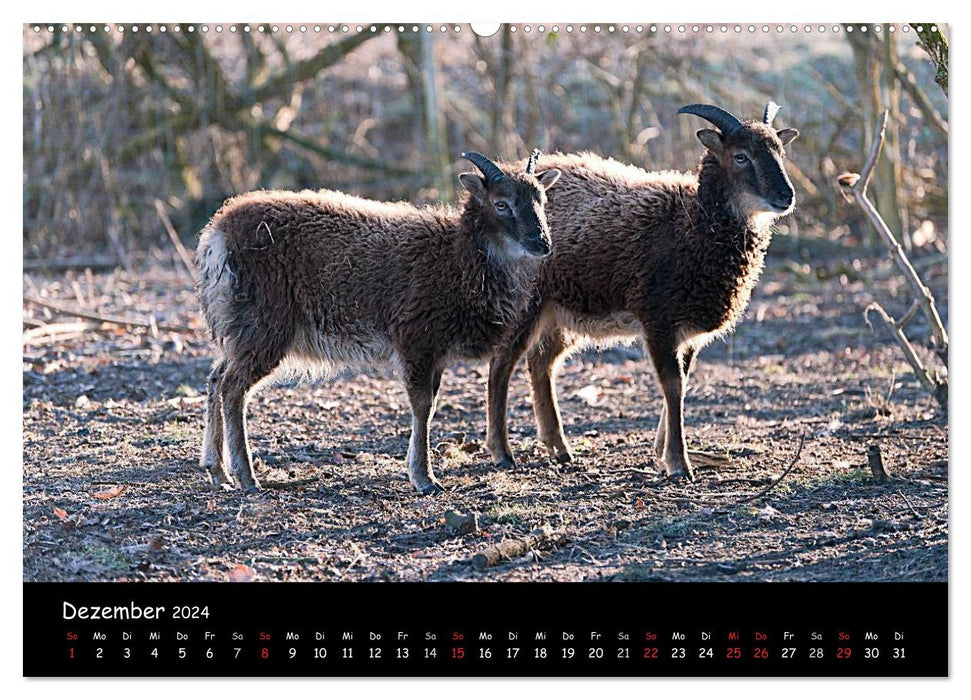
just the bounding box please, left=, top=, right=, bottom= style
left=196, top=226, right=236, bottom=345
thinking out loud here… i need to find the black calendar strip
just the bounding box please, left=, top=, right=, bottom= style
left=24, top=582, right=947, bottom=677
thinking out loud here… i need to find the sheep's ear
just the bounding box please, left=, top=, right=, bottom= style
left=697, top=128, right=724, bottom=154
left=536, top=168, right=561, bottom=190
left=776, top=128, right=799, bottom=147
left=459, top=173, right=488, bottom=204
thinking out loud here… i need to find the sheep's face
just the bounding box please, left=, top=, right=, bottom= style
left=697, top=122, right=799, bottom=223
left=460, top=169, right=561, bottom=258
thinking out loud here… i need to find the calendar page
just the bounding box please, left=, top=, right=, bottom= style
left=22, top=20, right=948, bottom=677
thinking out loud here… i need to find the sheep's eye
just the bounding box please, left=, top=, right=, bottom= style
left=733, top=153, right=750, bottom=165
left=494, top=201, right=509, bottom=213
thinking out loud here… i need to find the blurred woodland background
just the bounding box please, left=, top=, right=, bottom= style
left=22, top=24, right=950, bottom=583
left=23, top=23, right=947, bottom=266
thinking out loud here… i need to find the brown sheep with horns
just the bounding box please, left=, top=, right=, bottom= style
left=197, top=151, right=560, bottom=494
left=485, top=103, right=799, bottom=481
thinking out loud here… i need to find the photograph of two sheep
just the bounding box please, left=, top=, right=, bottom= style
left=23, top=23, right=948, bottom=583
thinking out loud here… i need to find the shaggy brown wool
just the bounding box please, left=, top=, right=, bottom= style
left=486, top=116, right=798, bottom=480
left=198, top=162, right=559, bottom=494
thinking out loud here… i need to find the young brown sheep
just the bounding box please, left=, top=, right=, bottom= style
left=197, top=152, right=560, bottom=494
left=485, top=103, right=799, bottom=480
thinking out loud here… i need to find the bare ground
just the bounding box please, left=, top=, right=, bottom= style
left=22, top=246, right=949, bottom=583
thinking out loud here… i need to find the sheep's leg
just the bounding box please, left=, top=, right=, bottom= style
left=528, top=328, right=573, bottom=463
left=646, top=336, right=693, bottom=480
left=429, top=368, right=444, bottom=422
left=486, top=312, right=543, bottom=469
left=653, top=405, right=667, bottom=459
left=405, top=365, right=444, bottom=495
left=221, top=359, right=275, bottom=494
left=654, top=347, right=695, bottom=460
left=201, top=358, right=234, bottom=489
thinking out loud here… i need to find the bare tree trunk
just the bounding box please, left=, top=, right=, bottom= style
left=491, top=26, right=515, bottom=156
left=880, top=25, right=909, bottom=250
left=419, top=33, right=454, bottom=202
left=847, top=29, right=904, bottom=249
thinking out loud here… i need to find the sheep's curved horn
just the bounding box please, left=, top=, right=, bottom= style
left=461, top=152, right=506, bottom=183
left=677, top=104, right=743, bottom=135
left=525, top=148, right=541, bottom=175
left=763, top=101, right=782, bottom=125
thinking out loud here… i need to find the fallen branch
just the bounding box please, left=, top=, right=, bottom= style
left=22, top=321, right=95, bottom=345
left=23, top=295, right=194, bottom=334
left=471, top=525, right=558, bottom=570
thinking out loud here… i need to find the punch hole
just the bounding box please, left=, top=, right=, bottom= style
left=470, top=23, right=501, bottom=37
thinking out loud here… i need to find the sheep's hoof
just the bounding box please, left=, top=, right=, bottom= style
left=206, top=464, right=235, bottom=489
left=667, top=470, right=694, bottom=483
left=414, top=480, right=445, bottom=495
left=493, top=455, right=517, bottom=470
left=237, top=473, right=262, bottom=494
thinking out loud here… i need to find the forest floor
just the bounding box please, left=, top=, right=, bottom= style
left=22, top=243, right=949, bottom=583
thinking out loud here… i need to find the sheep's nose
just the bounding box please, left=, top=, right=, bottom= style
left=772, top=188, right=794, bottom=209
left=524, top=237, right=551, bottom=257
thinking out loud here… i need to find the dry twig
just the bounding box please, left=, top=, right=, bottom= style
left=155, top=199, right=198, bottom=281
left=839, top=111, right=948, bottom=407
left=727, top=435, right=806, bottom=507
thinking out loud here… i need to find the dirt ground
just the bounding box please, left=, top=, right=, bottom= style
left=22, top=244, right=948, bottom=583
